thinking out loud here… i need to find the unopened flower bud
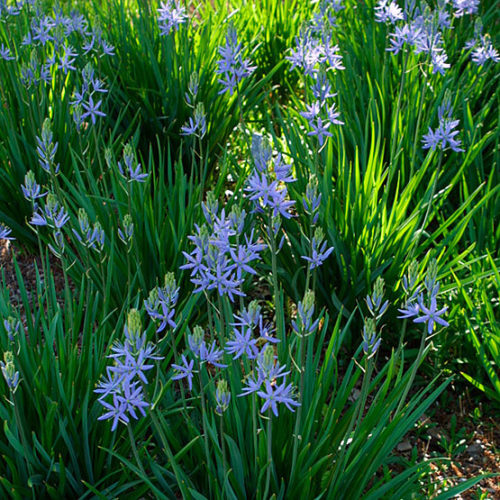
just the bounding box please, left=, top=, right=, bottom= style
left=127, top=309, right=142, bottom=337
left=215, top=379, right=231, bottom=415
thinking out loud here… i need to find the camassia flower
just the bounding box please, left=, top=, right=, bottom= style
left=30, top=193, right=69, bottom=229
left=1, top=352, right=20, bottom=391
left=470, top=35, right=500, bottom=66
left=144, top=273, right=179, bottom=332
left=398, top=264, right=449, bottom=335
left=72, top=209, right=105, bottom=252
left=181, top=194, right=265, bottom=301
left=414, top=295, right=449, bottom=334
left=422, top=99, right=464, bottom=152
left=157, top=0, right=187, bottom=36
left=375, top=0, right=404, bottom=24
left=238, top=346, right=299, bottom=417
left=118, top=143, right=149, bottom=183
left=36, top=119, right=60, bottom=175
left=215, top=380, right=231, bottom=415
left=244, top=134, right=296, bottom=219
left=21, top=171, right=46, bottom=204
left=171, top=355, right=195, bottom=390
left=257, top=379, right=300, bottom=417
left=301, top=228, right=334, bottom=270
left=95, top=310, right=163, bottom=431
left=216, top=24, right=256, bottom=95
left=0, top=223, right=14, bottom=241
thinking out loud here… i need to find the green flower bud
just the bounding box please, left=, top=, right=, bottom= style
left=127, top=309, right=142, bottom=337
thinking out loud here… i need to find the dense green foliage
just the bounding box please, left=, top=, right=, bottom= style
left=0, top=0, right=498, bottom=498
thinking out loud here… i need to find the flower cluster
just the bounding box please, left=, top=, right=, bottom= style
left=118, top=143, right=149, bottom=183
left=181, top=192, right=265, bottom=301
left=365, top=277, right=389, bottom=320
left=301, top=227, right=334, bottom=270
left=303, top=176, right=322, bottom=224
left=385, top=1, right=454, bottom=75
left=287, top=27, right=344, bottom=77
left=2, top=3, right=114, bottom=128
left=362, top=318, right=381, bottom=358
left=21, top=171, right=45, bottom=207
left=398, top=259, right=449, bottom=335
left=157, top=1, right=187, bottom=36
left=180, top=73, right=207, bottom=138
left=17, top=6, right=101, bottom=86
left=118, top=214, right=134, bottom=245
left=300, top=73, right=344, bottom=147
left=452, top=0, right=479, bottom=17
left=292, top=291, right=320, bottom=337
left=466, top=34, right=500, bottom=66
left=30, top=193, right=69, bottom=230
left=287, top=6, right=345, bottom=148
left=36, top=119, right=60, bottom=175
left=226, top=301, right=278, bottom=360
left=0, top=223, right=14, bottom=241
left=215, top=380, right=231, bottom=415
left=3, top=316, right=20, bottom=343
left=375, top=0, right=404, bottom=24
left=245, top=134, right=296, bottom=220
left=30, top=193, right=69, bottom=257
left=144, top=273, right=179, bottom=333
left=422, top=98, right=463, bottom=153
left=187, top=326, right=227, bottom=368
left=95, top=310, right=162, bottom=431
left=240, top=346, right=300, bottom=417
left=72, top=64, right=108, bottom=128
left=1, top=352, right=19, bottom=391
left=169, top=300, right=299, bottom=418
left=216, top=24, right=256, bottom=95
left=72, top=209, right=105, bottom=252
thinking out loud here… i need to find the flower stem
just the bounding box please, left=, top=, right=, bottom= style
left=396, top=326, right=427, bottom=415
left=12, top=391, right=35, bottom=487
left=263, top=411, right=273, bottom=499
left=198, top=369, right=213, bottom=498
left=127, top=423, right=147, bottom=478
left=219, top=415, right=227, bottom=479
left=268, top=215, right=285, bottom=355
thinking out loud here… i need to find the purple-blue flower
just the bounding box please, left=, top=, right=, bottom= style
left=422, top=100, right=464, bottom=153
left=215, top=380, right=231, bottom=415
left=95, top=310, right=162, bottom=430
left=414, top=295, right=449, bottom=334
left=145, top=275, right=179, bottom=332
left=97, top=394, right=129, bottom=431
left=115, top=382, right=150, bottom=420
left=81, top=95, right=106, bottom=125
left=0, top=43, right=14, bottom=61
left=21, top=171, right=46, bottom=203
left=36, top=120, right=60, bottom=175
left=452, top=0, right=479, bottom=17
left=291, top=291, right=320, bottom=336
left=118, top=144, right=149, bottom=183
left=216, top=25, right=255, bottom=95
left=225, top=327, right=259, bottom=360
left=301, top=234, right=334, bottom=270
left=470, top=36, right=500, bottom=66
left=200, top=341, right=227, bottom=368
left=0, top=224, right=14, bottom=241
left=157, top=0, right=187, bottom=36
left=171, top=354, right=195, bottom=390
left=375, top=0, right=404, bottom=24
left=30, top=194, right=69, bottom=229
left=362, top=319, right=381, bottom=358
left=257, top=379, right=300, bottom=417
